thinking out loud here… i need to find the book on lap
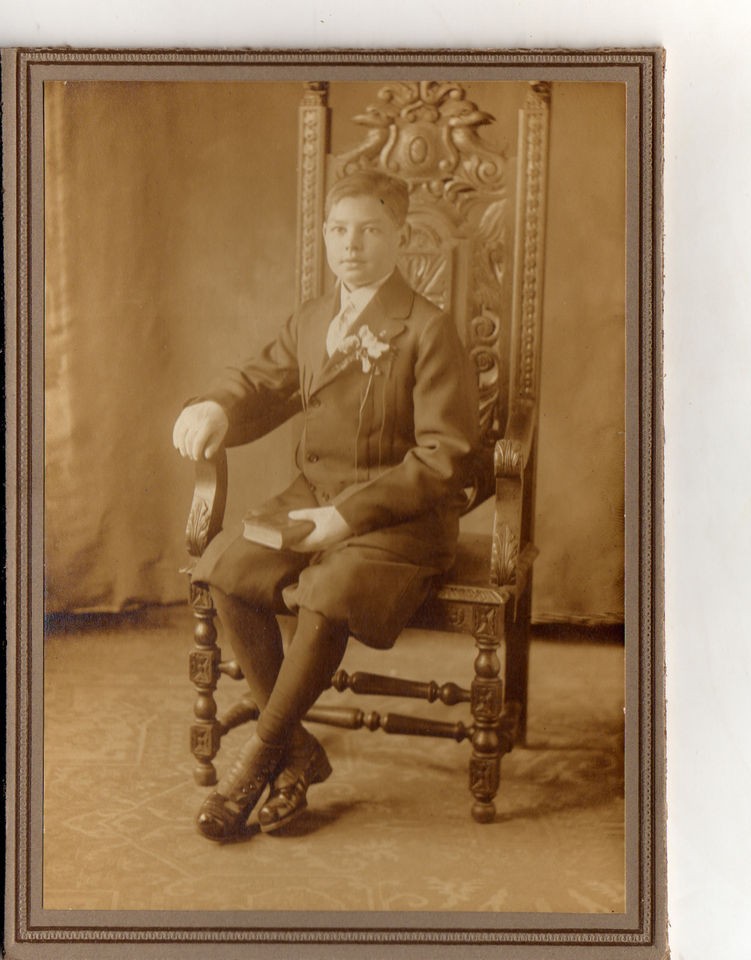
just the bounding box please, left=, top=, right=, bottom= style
left=242, top=507, right=315, bottom=550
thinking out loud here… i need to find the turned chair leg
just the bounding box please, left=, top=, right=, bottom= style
left=468, top=604, right=506, bottom=823
left=188, top=580, right=222, bottom=786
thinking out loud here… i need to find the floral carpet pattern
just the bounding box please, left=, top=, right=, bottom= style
left=43, top=607, right=625, bottom=913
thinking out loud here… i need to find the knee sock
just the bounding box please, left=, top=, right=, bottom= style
left=256, top=608, right=349, bottom=745
left=212, top=588, right=284, bottom=708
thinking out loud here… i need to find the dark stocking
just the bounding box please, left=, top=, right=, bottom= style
left=212, top=588, right=284, bottom=708
left=256, top=608, right=349, bottom=745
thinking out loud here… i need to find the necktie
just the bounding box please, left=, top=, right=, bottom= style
left=326, top=299, right=359, bottom=357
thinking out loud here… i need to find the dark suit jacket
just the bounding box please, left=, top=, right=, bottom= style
left=203, top=269, right=479, bottom=569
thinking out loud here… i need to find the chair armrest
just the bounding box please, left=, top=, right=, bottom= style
left=185, top=449, right=228, bottom=558
left=494, top=399, right=536, bottom=479
left=490, top=401, right=537, bottom=586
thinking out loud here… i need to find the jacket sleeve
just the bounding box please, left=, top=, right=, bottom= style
left=335, top=311, right=480, bottom=534
left=199, top=310, right=303, bottom=447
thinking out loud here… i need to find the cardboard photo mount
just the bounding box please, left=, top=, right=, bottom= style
left=3, top=48, right=665, bottom=959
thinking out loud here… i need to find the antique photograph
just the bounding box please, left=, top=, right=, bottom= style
left=4, top=49, right=664, bottom=957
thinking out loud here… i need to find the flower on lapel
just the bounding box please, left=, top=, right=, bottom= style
left=338, top=325, right=394, bottom=374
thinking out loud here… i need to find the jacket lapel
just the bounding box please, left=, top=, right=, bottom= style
left=300, top=287, right=340, bottom=402
left=308, top=270, right=413, bottom=397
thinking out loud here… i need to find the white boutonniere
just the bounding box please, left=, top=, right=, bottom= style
left=337, top=325, right=395, bottom=375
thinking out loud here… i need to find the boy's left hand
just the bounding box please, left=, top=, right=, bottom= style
left=288, top=506, right=353, bottom=552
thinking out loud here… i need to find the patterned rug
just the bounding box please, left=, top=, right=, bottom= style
left=43, top=606, right=624, bottom=913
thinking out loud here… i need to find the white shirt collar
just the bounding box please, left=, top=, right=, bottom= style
left=339, top=270, right=393, bottom=314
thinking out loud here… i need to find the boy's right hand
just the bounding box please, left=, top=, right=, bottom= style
left=172, top=401, right=229, bottom=460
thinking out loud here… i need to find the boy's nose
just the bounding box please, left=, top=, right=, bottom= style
left=345, top=230, right=363, bottom=250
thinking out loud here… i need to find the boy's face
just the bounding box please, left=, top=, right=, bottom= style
left=323, top=194, right=407, bottom=289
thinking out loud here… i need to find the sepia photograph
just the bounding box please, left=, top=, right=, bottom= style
left=4, top=48, right=664, bottom=958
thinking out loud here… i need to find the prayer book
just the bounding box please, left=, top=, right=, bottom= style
left=242, top=507, right=315, bottom=550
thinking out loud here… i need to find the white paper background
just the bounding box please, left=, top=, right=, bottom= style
left=3, top=2, right=750, bottom=958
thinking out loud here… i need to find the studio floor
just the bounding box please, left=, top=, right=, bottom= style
left=43, top=606, right=625, bottom=914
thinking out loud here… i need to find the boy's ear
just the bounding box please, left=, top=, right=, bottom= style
left=398, top=222, right=411, bottom=248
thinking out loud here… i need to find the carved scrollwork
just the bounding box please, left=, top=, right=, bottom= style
left=399, top=218, right=455, bottom=311
left=337, top=82, right=503, bottom=189
left=469, top=755, right=500, bottom=795
left=471, top=679, right=503, bottom=722
left=471, top=311, right=500, bottom=343
left=190, top=724, right=218, bottom=759
left=189, top=649, right=218, bottom=686
left=473, top=605, right=498, bottom=639
left=402, top=252, right=450, bottom=311
left=186, top=496, right=211, bottom=557
left=471, top=340, right=502, bottom=440
left=475, top=606, right=497, bottom=638
left=494, top=438, right=524, bottom=478
left=472, top=199, right=507, bottom=308
left=472, top=347, right=496, bottom=373
left=491, top=520, right=520, bottom=586
left=189, top=580, right=213, bottom=610
left=447, top=604, right=468, bottom=628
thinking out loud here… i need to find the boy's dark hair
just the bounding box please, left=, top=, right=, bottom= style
left=324, top=171, right=410, bottom=227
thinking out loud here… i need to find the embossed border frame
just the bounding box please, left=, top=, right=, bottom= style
left=2, top=48, right=665, bottom=959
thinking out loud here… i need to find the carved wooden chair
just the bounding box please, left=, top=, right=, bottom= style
left=185, top=80, right=550, bottom=823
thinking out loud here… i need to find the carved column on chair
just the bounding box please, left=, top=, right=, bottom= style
left=188, top=580, right=222, bottom=786
left=469, top=603, right=505, bottom=823
left=296, top=81, right=329, bottom=307
left=509, top=81, right=550, bottom=411
left=185, top=454, right=228, bottom=787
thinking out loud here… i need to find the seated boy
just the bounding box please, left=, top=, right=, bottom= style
left=173, top=170, right=479, bottom=841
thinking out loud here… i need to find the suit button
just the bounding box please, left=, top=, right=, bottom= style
left=307, top=453, right=319, bottom=463
left=321, top=492, right=330, bottom=502
left=310, top=397, right=321, bottom=408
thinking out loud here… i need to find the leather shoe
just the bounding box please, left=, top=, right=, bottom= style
left=196, top=734, right=284, bottom=841
left=258, top=731, right=332, bottom=833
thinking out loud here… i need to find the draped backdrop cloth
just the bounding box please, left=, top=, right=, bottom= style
left=43, top=80, right=626, bottom=622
